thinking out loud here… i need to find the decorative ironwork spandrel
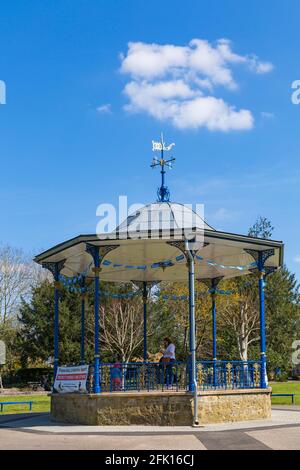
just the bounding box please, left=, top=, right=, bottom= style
left=226, top=362, right=233, bottom=388
left=197, top=363, right=203, bottom=386
left=101, top=364, right=111, bottom=391
left=253, top=363, right=260, bottom=387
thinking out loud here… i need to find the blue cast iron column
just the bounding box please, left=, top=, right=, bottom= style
left=186, top=242, right=200, bottom=425
left=80, top=279, right=86, bottom=364
left=143, top=282, right=148, bottom=362
left=93, top=249, right=101, bottom=393
left=258, top=252, right=267, bottom=389
left=211, top=290, right=217, bottom=387
left=246, top=248, right=274, bottom=389
left=186, top=247, right=196, bottom=392
left=86, top=244, right=101, bottom=393
left=42, top=260, right=65, bottom=383
left=53, top=264, right=60, bottom=381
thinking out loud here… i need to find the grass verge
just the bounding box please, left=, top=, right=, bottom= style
left=0, top=394, right=50, bottom=414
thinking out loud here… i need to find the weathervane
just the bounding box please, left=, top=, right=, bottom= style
left=151, top=133, right=175, bottom=202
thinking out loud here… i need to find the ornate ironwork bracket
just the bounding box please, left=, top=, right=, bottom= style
left=245, top=248, right=275, bottom=272
left=167, top=240, right=209, bottom=262
left=167, top=240, right=186, bottom=257
left=199, top=276, right=224, bottom=292
left=86, top=243, right=119, bottom=271
left=42, top=259, right=66, bottom=280
left=132, top=281, right=159, bottom=299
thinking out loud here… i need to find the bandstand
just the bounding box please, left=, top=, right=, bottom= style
left=34, top=136, right=283, bottom=426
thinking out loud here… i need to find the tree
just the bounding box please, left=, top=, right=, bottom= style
left=0, top=317, right=19, bottom=374
left=17, top=280, right=83, bottom=366
left=248, top=216, right=274, bottom=239
left=217, top=216, right=274, bottom=361
left=0, top=245, right=29, bottom=324
left=265, top=267, right=300, bottom=373
left=99, top=297, right=145, bottom=363
left=0, top=244, right=49, bottom=374
left=0, top=244, right=47, bottom=324
left=218, top=276, right=260, bottom=361
left=149, top=281, right=211, bottom=360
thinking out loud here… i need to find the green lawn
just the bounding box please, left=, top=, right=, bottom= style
left=270, top=381, right=300, bottom=405
left=0, top=394, right=50, bottom=414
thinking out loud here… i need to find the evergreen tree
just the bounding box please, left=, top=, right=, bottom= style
left=17, top=280, right=83, bottom=366
left=265, top=267, right=300, bottom=373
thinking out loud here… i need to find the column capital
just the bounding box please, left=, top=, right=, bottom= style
left=199, top=276, right=223, bottom=291
left=54, top=281, right=62, bottom=290
left=132, top=281, right=158, bottom=297
left=92, top=266, right=101, bottom=276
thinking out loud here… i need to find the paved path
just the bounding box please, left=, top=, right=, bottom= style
left=1, top=407, right=300, bottom=450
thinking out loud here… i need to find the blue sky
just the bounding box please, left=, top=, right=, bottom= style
left=0, top=1, right=299, bottom=279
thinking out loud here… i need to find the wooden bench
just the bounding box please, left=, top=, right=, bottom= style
left=0, top=401, right=33, bottom=412
left=271, top=393, right=295, bottom=404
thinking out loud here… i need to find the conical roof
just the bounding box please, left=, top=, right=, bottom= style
left=116, top=202, right=214, bottom=234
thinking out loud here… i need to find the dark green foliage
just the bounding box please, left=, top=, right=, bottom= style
left=0, top=318, right=19, bottom=372
left=248, top=215, right=274, bottom=239
left=265, top=267, right=300, bottom=372
left=4, top=367, right=52, bottom=386
left=17, top=280, right=83, bottom=366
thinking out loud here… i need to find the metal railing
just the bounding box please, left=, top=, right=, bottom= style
left=87, top=360, right=263, bottom=393
left=88, top=361, right=187, bottom=393
left=196, top=360, right=263, bottom=390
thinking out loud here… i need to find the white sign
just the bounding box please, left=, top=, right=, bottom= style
left=0, top=341, right=6, bottom=365
left=54, top=365, right=89, bottom=393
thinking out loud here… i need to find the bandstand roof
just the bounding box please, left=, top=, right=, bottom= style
left=34, top=201, right=284, bottom=283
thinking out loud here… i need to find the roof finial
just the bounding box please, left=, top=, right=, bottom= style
left=151, top=133, right=175, bottom=202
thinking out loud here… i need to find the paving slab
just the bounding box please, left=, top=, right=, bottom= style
left=2, top=408, right=300, bottom=434
left=1, top=407, right=300, bottom=450
left=0, top=428, right=205, bottom=450
left=247, top=426, right=300, bottom=450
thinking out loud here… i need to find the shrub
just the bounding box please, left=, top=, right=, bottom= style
left=3, top=367, right=52, bottom=386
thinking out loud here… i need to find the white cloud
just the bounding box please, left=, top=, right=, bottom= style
left=97, top=103, right=112, bottom=113
left=120, top=38, right=273, bottom=131
left=248, top=56, right=274, bottom=74
left=294, top=256, right=300, bottom=263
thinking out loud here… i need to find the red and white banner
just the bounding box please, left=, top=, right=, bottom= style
left=54, top=365, right=89, bottom=393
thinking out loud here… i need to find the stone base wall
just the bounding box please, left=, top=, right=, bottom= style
left=196, top=389, right=271, bottom=424
left=51, top=388, right=271, bottom=426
